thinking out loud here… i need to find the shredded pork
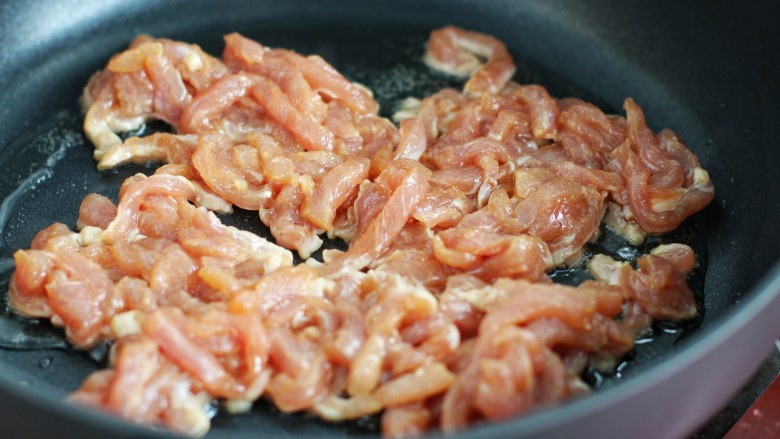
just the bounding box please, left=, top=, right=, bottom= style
left=8, top=27, right=713, bottom=437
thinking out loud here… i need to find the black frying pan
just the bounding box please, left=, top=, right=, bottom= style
left=1, top=0, right=779, bottom=438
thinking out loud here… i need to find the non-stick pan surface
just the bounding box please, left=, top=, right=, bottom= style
left=0, top=0, right=779, bottom=438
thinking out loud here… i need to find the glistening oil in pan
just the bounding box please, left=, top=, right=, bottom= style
left=0, top=112, right=83, bottom=352
left=0, top=111, right=120, bottom=361
left=564, top=220, right=708, bottom=389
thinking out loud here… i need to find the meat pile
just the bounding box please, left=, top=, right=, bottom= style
left=7, top=26, right=714, bottom=437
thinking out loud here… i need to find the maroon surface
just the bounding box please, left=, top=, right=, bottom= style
left=725, top=361, right=780, bottom=438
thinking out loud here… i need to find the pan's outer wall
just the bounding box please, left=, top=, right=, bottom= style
left=0, top=1, right=778, bottom=438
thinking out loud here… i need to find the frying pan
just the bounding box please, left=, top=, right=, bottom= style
left=0, top=0, right=779, bottom=438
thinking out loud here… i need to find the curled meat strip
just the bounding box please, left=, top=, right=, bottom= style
left=322, top=160, right=429, bottom=276
left=425, top=25, right=516, bottom=95
left=608, top=99, right=714, bottom=233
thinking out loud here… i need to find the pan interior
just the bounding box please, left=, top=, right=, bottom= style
left=0, top=1, right=778, bottom=438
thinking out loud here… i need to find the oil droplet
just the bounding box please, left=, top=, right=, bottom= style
left=355, top=415, right=380, bottom=432
left=655, top=320, right=681, bottom=334
left=615, top=360, right=631, bottom=378
left=549, top=268, right=594, bottom=286
left=634, top=333, right=656, bottom=345
left=0, top=308, right=68, bottom=351
left=616, top=246, right=641, bottom=262
left=582, top=366, right=606, bottom=388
